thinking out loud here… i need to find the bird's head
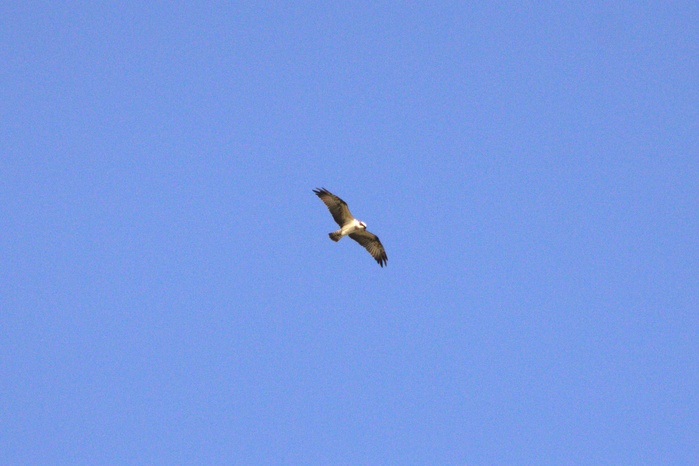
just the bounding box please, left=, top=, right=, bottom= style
left=358, top=221, right=367, bottom=230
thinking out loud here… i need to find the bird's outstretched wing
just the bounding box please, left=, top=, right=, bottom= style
left=349, top=230, right=388, bottom=267
left=313, top=188, right=354, bottom=226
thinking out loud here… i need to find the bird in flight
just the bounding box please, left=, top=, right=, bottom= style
left=313, top=188, right=388, bottom=267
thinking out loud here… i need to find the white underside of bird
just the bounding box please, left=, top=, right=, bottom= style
left=330, top=218, right=367, bottom=242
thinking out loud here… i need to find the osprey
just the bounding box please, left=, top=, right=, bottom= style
left=313, top=188, right=388, bottom=267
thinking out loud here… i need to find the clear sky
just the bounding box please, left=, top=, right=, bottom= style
left=2, top=2, right=698, bottom=464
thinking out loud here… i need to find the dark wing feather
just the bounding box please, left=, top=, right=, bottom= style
left=313, top=188, right=354, bottom=226
left=349, top=230, right=388, bottom=267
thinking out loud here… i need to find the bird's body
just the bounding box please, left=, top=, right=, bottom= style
left=313, top=188, right=388, bottom=267
left=329, top=218, right=365, bottom=242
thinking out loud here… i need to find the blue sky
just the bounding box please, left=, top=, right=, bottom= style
left=2, top=2, right=698, bottom=464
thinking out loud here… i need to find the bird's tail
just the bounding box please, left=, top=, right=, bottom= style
left=329, top=231, right=342, bottom=242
